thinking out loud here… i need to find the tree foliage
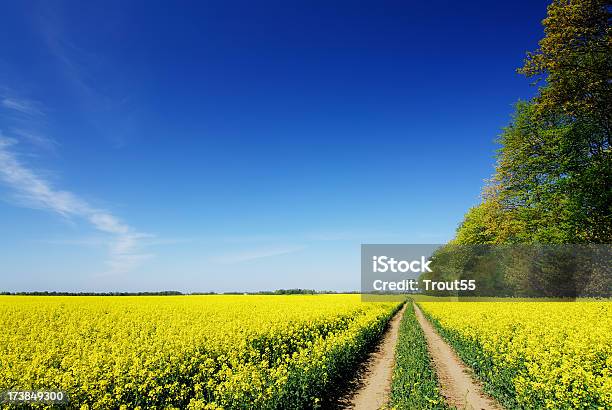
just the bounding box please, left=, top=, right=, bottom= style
left=431, top=0, right=612, bottom=296
left=519, top=0, right=611, bottom=139
left=455, top=0, right=611, bottom=245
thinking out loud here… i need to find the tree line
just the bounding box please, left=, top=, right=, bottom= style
left=425, top=0, right=611, bottom=297
left=0, top=289, right=348, bottom=296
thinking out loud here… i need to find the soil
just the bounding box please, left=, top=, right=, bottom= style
left=338, top=304, right=406, bottom=410
left=414, top=304, right=502, bottom=410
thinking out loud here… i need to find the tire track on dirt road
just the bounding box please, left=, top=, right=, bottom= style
left=340, top=304, right=406, bottom=409
left=414, top=303, right=502, bottom=410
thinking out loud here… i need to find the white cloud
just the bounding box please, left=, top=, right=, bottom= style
left=211, top=246, right=306, bottom=264
left=0, top=133, right=151, bottom=274
left=11, top=129, right=59, bottom=153
left=1, top=98, right=44, bottom=117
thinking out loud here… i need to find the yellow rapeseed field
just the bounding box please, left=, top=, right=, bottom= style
left=418, top=301, right=612, bottom=409
left=0, top=295, right=400, bottom=409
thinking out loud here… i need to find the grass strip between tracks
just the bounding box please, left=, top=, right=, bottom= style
left=389, top=302, right=447, bottom=409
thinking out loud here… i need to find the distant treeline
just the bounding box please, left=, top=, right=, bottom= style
left=216, top=289, right=337, bottom=295
left=0, top=291, right=184, bottom=296
left=225, top=289, right=359, bottom=295
left=0, top=289, right=354, bottom=296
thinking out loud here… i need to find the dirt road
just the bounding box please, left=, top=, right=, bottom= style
left=341, top=304, right=406, bottom=410
left=414, top=304, right=501, bottom=410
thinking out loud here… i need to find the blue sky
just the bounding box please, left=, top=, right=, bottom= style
left=0, top=0, right=549, bottom=292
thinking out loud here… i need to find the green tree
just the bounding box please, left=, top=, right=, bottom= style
left=485, top=0, right=611, bottom=244
left=519, top=0, right=611, bottom=142
left=454, top=185, right=528, bottom=245
left=515, top=0, right=611, bottom=242
left=438, top=0, right=612, bottom=297
left=493, top=102, right=577, bottom=243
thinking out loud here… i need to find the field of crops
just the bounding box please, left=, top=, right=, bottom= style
left=418, top=301, right=612, bottom=409
left=0, top=295, right=401, bottom=409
